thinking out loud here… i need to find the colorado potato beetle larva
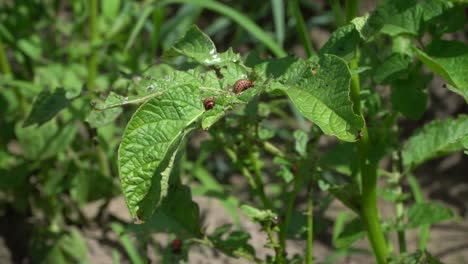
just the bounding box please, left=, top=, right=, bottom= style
left=233, top=79, right=254, bottom=94
left=203, top=98, right=215, bottom=110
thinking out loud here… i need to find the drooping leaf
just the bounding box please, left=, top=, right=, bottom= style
left=118, top=84, right=204, bottom=220
left=405, top=202, right=454, bottom=229
left=23, top=87, right=75, bottom=127
left=414, top=40, right=468, bottom=100
left=374, top=53, right=412, bottom=84
left=157, top=184, right=202, bottom=237
left=402, top=114, right=468, bottom=168
left=277, top=55, right=363, bottom=142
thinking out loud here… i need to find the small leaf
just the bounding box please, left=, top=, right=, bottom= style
left=414, top=40, right=468, bottom=100
left=405, top=202, right=454, bottom=229
left=293, top=130, right=308, bottom=157
left=402, top=114, right=468, bottom=168
left=86, top=92, right=124, bottom=128
left=374, top=53, right=412, bottom=84
left=118, top=84, right=204, bottom=220
left=209, top=225, right=256, bottom=259
left=164, top=25, right=240, bottom=66
left=333, top=215, right=366, bottom=248
left=241, top=205, right=277, bottom=223
left=24, top=88, right=75, bottom=127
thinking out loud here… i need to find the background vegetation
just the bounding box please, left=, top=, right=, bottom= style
left=0, top=0, right=467, bottom=263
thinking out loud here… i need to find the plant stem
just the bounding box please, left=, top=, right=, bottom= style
left=0, top=40, right=12, bottom=76
left=249, top=152, right=273, bottom=210
left=290, top=0, right=314, bottom=57
left=349, top=51, right=388, bottom=263
left=345, top=0, right=359, bottom=23
left=150, top=7, right=165, bottom=57
left=329, top=0, right=345, bottom=27
left=350, top=58, right=388, bottom=263
left=88, top=0, right=98, bottom=92
left=408, top=174, right=430, bottom=249
left=306, top=191, right=314, bottom=264
left=392, top=151, right=407, bottom=253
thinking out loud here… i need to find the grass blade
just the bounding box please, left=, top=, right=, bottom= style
left=289, top=0, right=314, bottom=57
left=271, top=0, right=285, bottom=47
left=158, top=0, right=287, bottom=58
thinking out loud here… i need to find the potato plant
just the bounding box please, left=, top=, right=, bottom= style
left=0, top=0, right=467, bottom=263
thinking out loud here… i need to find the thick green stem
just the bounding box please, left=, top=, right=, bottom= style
left=349, top=58, right=388, bottom=263
left=306, top=191, right=313, bottom=264
left=0, top=40, right=11, bottom=76
left=88, top=0, right=98, bottom=92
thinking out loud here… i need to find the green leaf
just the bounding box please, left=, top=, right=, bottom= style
left=390, top=250, right=443, bottom=264
left=402, top=114, right=468, bottom=168
left=15, top=120, right=77, bottom=161
left=102, top=0, right=121, bottom=20
left=118, top=84, right=204, bottom=220
left=110, top=223, right=146, bottom=264
left=209, top=224, right=256, bottom=259
left=414, top=40, right=468, bottom=100
left=86, top=92, right=124, bottom=128
left=332, top=214, right=366, bottom=248
left=279, top=55, right=363, bottom=142
left=23, top=88, right=75, bottom=127
left=59, top=228, right=88, bottom=262
left=164, top=25, right=240, bottom=66
left=391, top=69, right=430, bottom=120
left=319, top=24, right=360, bottom=60
left=320, top=143, right=358, bottom=176
left=368, top=0, right=448, bottom=37
left=374, top=53, right=412, bottom=84
left=157, top=184, right=202, bottom=237
left=405, top=202, right=454, bottom=229
left=293, top=130, right=308, bottom=157
left=241, top=205, right=277, bottom=223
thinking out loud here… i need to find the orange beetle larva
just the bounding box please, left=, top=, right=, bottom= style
left=233, top=79, right=254, bottom=94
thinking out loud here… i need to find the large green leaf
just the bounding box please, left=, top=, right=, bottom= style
left=278, top=55, right=363, bottom=142
left=118, top=84, right=204, bottom=220
left=402, top=114, right=468, bottom=168
left=414, top=40, right=468, bottom=101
